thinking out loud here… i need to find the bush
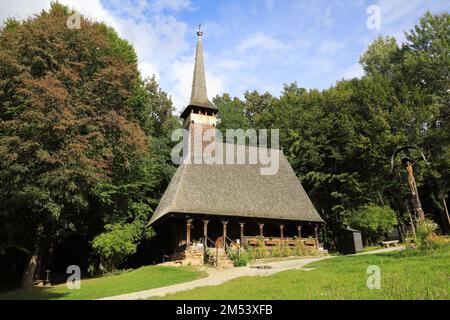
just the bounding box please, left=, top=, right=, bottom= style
left=416, top=219, right=438, bottom=249
left=271, top=244, right=282, bottom=257
left=281, top=245, right=292, bottom=257
left=226, top=249, right=250, bottom=267
left=233, top=253, right=250, bottom=267
left=92, top=222, right=154, bottom=273
left=291, top=242, right=303, bottom=256
left=245, top=241, right=307, bottom=260
left=344, top=204, right=398, bottom=245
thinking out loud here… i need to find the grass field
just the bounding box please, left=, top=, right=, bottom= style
left=0, top=265, right=206, bottom=300
left=156, top=244, right=450, bottom=300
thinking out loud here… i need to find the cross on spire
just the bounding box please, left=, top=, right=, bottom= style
left=197, top=24, right=203, bottom=38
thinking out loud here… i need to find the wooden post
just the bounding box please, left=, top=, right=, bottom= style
left=405, top=161, right=425, bottom=220
left=442, top=195, right=450, bottom=229
left=203, top=220, right=209, bottom=247
left=280, top=224, right=284, bottom=247
left=222, top=221, right=228, bottom=248
left=240, top=222, right=245, bottom=242
left=297, top=225, right=302, bottom=239
left=186, top=218, right=193, bottom=249
left=259, top=223, right=264, bottom=237
left=314, top=224, right=319, bottom=249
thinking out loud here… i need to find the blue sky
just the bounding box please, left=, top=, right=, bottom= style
left=1, top=0, right=449, bottom=112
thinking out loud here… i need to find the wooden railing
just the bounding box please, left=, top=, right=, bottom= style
left=241, top=236, right=318, bottom=249
left=204, top=235, right=216, bottom=248
left=225, top=235, right=241, bottom=257
left=225, top=235, right=240, bottom=248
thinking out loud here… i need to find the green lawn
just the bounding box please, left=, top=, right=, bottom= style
left=156, top=245, right=450, bottom=300
left=0, top=265, right=206, bottom=300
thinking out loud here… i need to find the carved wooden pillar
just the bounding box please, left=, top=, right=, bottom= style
left=297, top=225, right=302, bottom=239
left=314, top=224, right=319, bottom=249
left=203, top=220, right=209, bottom=247
left=222, top=221, right=228, bottom=248
left=259, top=223, right=264, bottom=237
left=186, top=218, right=193, bottom=248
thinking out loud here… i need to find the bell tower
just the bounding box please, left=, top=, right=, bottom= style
left=180, top=25, right=218, bottom=131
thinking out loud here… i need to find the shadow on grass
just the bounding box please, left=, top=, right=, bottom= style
left=0, top=288, right=69, bottom=300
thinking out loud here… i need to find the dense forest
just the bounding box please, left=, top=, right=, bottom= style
left=0, top=3, right=448, bottom=289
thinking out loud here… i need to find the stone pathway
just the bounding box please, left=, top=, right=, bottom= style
left=98, top=246, right=405, bottom=300
left=353, top=245, right=405, bottom=255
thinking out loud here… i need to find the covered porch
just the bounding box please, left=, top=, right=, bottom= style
left=182, top=214, right=324, bottom=252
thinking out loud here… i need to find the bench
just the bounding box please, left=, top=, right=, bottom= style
left=382, top=240, right=399, bottom=248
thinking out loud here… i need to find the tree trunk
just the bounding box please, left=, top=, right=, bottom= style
left=441, top=194, right=450, bottom=234
left=35, top=243, right=46, bottom=281
left=21, top=243, right=40, bottom=289
left=21, top=225, right=43, bottom=290
left=35, top=240, right=53, bottom=281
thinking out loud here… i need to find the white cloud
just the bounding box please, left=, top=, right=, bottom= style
left=2, top=0, right=447, bottom=109
left=236, top=32, right=290, bottom=53
left=205, top=70, right=225, bottom=101
left=317, top=39, right=347, bottom=55
left=216, top=59, right=245, bottom=71
left=168, top=59, right=192, bottom=111
left=377, top=0, right=423, bottom=27
left=139, top=62, right=160, bottom=81
left=374, top=0, right=449, bottom=43
left=151, top=0, right=192, bottom=12
left=0, top=0, right=51, bottom=25
left=168, top=54, right=225, bottom=113
left=342, top=62, right=364, bottom=80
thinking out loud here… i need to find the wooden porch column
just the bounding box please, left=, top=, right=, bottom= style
left=240, top=222, right=245, bottom=242
left=222, top=221, right=228, bottom=248
left=297, top=225, right=302, bottom=239
left=280, top=224, right=284, bottom=247
left=314, top=224, right=319, bottom=249
left=186, top=218, right=193, bottom=249
left=259, top=223, right=264, bottom=237
left=202, top=220, right=209, bottom=247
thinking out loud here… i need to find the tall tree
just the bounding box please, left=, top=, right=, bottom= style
left=0, top=3, right=148, bottom=287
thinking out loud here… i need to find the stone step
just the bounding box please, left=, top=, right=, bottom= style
left=205, top=248, right=234, bottom=269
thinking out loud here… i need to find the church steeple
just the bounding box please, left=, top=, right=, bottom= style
left=180, top=25, right=218, bottom=120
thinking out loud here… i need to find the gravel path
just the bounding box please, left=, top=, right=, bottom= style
left=98, top=246, right=405, bottom=300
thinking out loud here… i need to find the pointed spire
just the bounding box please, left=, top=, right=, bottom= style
left=181, top=25, right=217, bottom=118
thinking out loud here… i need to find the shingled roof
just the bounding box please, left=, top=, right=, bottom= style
left=149, top=143, right=324, bottom=225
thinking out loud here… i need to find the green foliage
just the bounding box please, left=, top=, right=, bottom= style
left=344, top=205, right=398, bottom=245
left=0, top=2, right=176, bottom=284
left=0, top=3, right=449, bottom=288
left=246, top=241, right=306, bottom=260
left=359, top=36, right=400, bottom=75
left=415, top=218, right=439, bottom=249
left=214, top=93, right=250, bottom=139
left=92, top=221, right=155, bottom=273
left=99, top=23, right=138, bottom=65
left=226, top=249, right=250, bottom=267
left=246, top=239, right=268, bottom=259
left=215, top=11, right=450, bottom=246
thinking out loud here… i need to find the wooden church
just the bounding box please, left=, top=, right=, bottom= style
left=149, top=28, right=325, bottom=264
